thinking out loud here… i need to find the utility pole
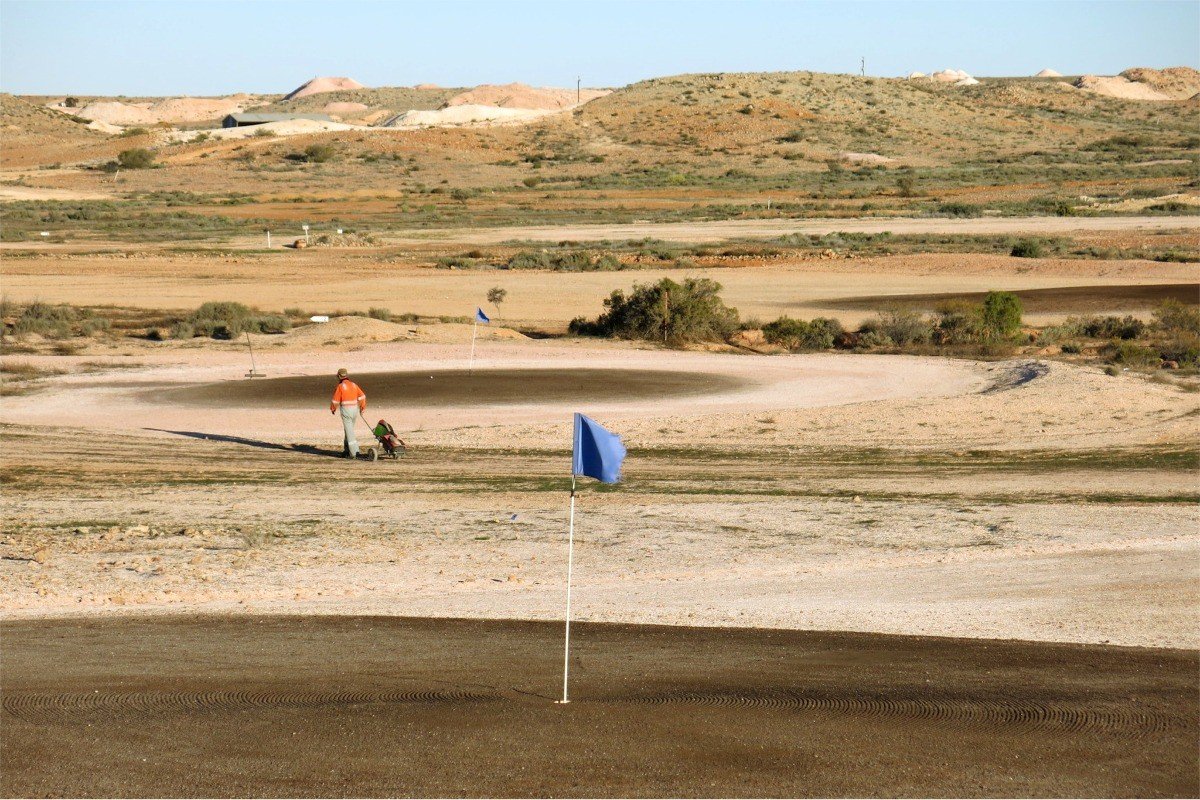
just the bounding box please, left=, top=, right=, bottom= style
left=576, top=76, right=581, bottom=105
left=861, top=57, right=865, bottom=77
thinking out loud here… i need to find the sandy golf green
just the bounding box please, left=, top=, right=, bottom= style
left=155, top=368, right=749, bottom=409
left=1, top=616, right=1196, bottom=798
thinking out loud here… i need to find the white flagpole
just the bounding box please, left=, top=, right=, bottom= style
left=468, top=317, right=478, bottom=375
left=558, top=474, right=577, bottom=704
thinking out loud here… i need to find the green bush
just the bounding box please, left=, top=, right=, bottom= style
left=1009, top=239, right=1044, bottom=258
left=855, top=329, right=894, bottom=349
left=569, top=278, right=739, bottom=345
left=762, top=316, right=843, bottom=351
left=981, top=291, right=1023, bottom=339
left=116, top=148, right=155, bottom=169
left=368, top=307, right=391, bottom=321
left=119, top=127, right=149, bottom=138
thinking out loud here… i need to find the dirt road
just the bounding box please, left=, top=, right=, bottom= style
left=2, top=616, right=1194, bottom=798
left=395, top=215, right=1200, bottom=245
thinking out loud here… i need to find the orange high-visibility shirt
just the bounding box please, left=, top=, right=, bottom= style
left=331, top=379, right=366, bottom=412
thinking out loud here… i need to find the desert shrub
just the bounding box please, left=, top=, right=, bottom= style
left=185, top=301, right=290, bottom=339
left=116, top=148, right=155, bottom=169
left=980, top=291, right=1023, bottom=339
left=895, top=173, right=918, bottom=198
left=436, top=256, right=478, bottom=269
left=506, top=250, right=624, bottom=272
left=254, top=314, right=290, bottom=334
left=302, top=144, right=335, bottom=163
left=936, top=202, right=981, bottom=218
left=13, top=302, right=78, bottom=337
left=1154, top=300, right=1200, bottom=335
left=450, top=188, right=476, bottom=202
left=1009, top=239, right=1044, bottom=258
left=368, top=307, right=391, bottom=321
left=119, top=127, right=149, bottom=138
left=1146, top=201, right=1190, bottom=213
left=1110, top=341, right=1159, bottom=368
left=1060, top=342, right=1082, bottom=354
left=762, top=316, right=843, bottom=351
left=933, top=300, right=983, bottom=345
left=569, top=278, right=739, bottom=345
left=80, top=317, right=111, bottom=336
left=1076, top=315, right=1145, bottom=340
left=522, top=176, right=542, bottom=188
left=855, top=329, right=894, bottom=349
left=169, top=321, right=195, bottom=339
left=864, top=305, right=932, bottom=345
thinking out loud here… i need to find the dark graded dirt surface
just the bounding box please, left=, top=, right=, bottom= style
left=1, top=616, right=1196, bottom=798
left=155, top=368, right=748, bottom=409
left=818, top=283, right=1200, bottom=314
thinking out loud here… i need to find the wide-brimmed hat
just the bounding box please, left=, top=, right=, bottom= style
left=336, top=368, right=349, bottom=379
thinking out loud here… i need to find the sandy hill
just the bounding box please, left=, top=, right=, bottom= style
left=1034, top=68, right=1063, bottom=78
left=1075, top=75, right=1171, bottom=101
left=0, top=93, right=113, bottom=166
left=284, top=77, right=366, bottom=100
left=445, top=83, right=610, bottom=110
left=1119, top=66, right=1200, bottom=100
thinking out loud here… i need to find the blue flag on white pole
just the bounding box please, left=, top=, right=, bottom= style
left=572, top=413, right=626, bottom=484
left=475, top=308, right=490, bottom=324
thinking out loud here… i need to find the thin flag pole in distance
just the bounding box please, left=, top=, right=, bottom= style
left=469, top=307, right=489, bottom=375
left=558, top=413, right=626, bottom=705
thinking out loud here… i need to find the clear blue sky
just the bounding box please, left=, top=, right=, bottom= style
left=2, top=0, right=1197, bottom=95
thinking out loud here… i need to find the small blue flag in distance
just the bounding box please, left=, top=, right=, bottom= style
left=572, top=413, right=626, bottom=484
left=475, top=308, right=490, bottom=324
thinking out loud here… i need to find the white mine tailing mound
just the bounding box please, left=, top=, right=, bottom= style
left=930, top=68, right=972, bottom=83
left=284, top=77, right=366, bottom=100
left=1034, top=68, right=1063, bottom=78
left=52, top=96, right=249, bottom=125
left=906, top=71, right=927, bottom=79
left=169, top=118, right=363, bottom=143
left=444, top=82, right=610, bottom=110
left=1074, top=75, right=1171, bottom=101
left=383, top=104, right=553, bottom=128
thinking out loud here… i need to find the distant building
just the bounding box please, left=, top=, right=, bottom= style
left=222, top=113, right=334, bottom=128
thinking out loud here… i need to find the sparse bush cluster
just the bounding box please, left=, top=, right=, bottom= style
left=177, top=301, right=291, bottom=340
left=507, top=250, right=624, bottom=271
left=1043, top=301, right=1199, bottom=370
left=6, top=302, right=112, bottom=340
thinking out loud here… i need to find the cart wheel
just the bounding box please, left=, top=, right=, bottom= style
left=368, top=447, right=378, bottom=462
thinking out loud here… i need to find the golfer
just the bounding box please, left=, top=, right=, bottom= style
left=330, top=368, right=367, bottom=458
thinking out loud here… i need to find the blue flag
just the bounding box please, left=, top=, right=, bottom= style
left=572, top=413, right=626, bottom=484
left=475, top=308, right=490, bottom=324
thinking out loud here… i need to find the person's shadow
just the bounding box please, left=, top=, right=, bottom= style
left=145, top=429, right=345, bottom=459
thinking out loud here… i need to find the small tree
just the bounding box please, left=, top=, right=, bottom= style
left=116, top=148, right=155, bottom=169
left=981, top=291, right=1023, bottom=339
left=896, top=173, right=918, bottom=197
left=486, top=287, right=507, bottom=317
left=63, top=97, right=79, bottom=108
